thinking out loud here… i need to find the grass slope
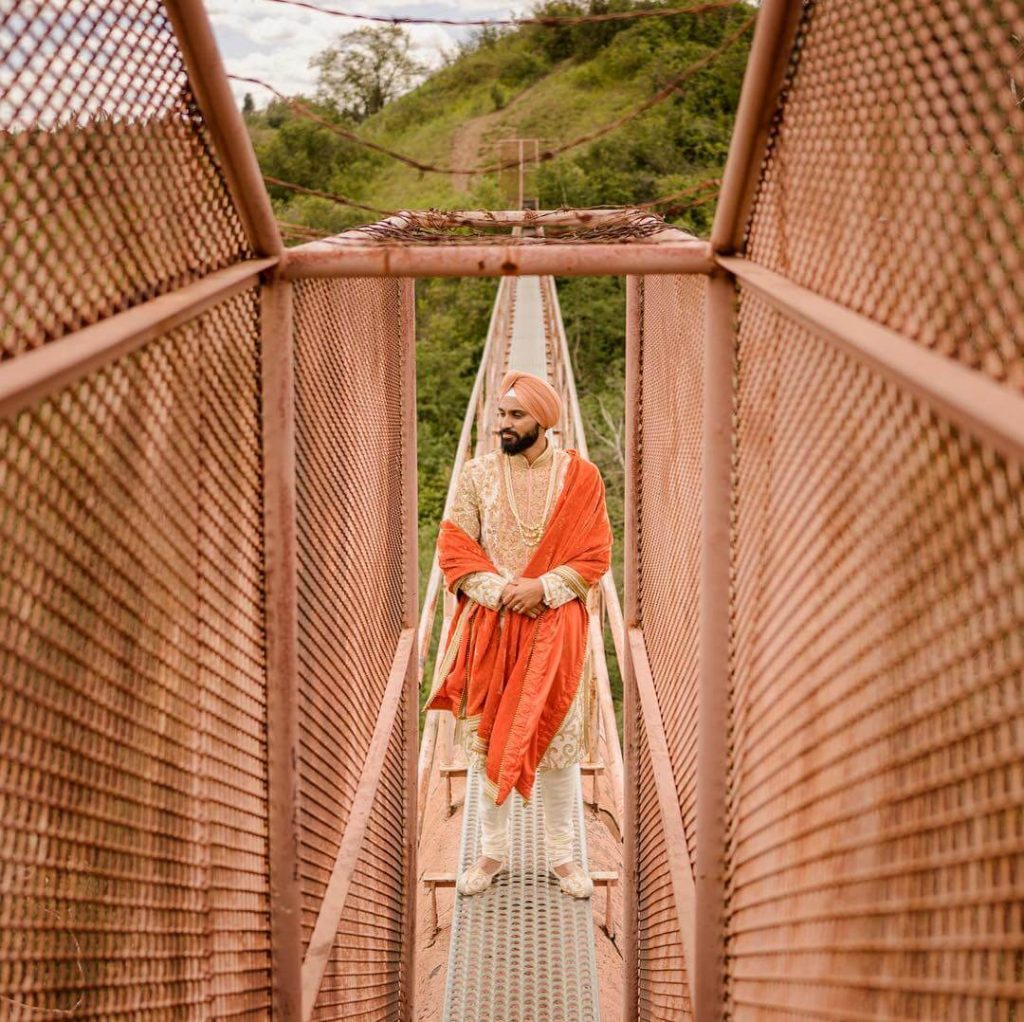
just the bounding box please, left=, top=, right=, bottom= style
left=249, top=3, right=753, bottom=231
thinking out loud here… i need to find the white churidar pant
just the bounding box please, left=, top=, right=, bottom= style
left=477, top=761, right=578, bottom=867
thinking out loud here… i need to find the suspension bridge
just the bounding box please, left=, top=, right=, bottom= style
left=1, top=1, right=1023, bottom=1020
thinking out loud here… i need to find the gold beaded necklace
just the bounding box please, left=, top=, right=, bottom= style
left=503, top=447, right=558, bottom=544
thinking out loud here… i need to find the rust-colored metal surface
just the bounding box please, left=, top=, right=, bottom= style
left=0, top=289, right=273, bottom=1016
left=4, top=0, right=1024, bottom=1018
left=280, top=211, right=713, bottom=279
left=0, top=0, right=254, bottom=361
left=290, top=277, right=416, bottom=1019
left=726, top=284, right=1024, bottom=1017
left=635, top=274, right=706, bottom=878
left=261, top=276, right=304, bottom=1016
left=709, top=2, right=1024, bottom=1017
left=616, top=1, right=1024, bottom=1017
left=743, top=0, right=1024, bottom=391
left=624, top=274, right=709, bottom=1020
left=1, top=4, right=419, bottom=1015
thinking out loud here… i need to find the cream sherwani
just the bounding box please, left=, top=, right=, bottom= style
left=447, top=442, right=596, bottom=773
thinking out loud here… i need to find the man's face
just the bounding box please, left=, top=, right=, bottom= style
left=497, top=397, right=541, bottom=454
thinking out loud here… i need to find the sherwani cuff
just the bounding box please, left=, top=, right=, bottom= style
left=456, top=571, right=506, bottom=611
left=547, top=565, right=591, bottom=605
left=540, top=570, right=578, bottom=609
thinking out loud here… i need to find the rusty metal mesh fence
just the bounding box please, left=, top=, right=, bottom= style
left=725, top=285, right=1024, bottom=1019
left=291, top=277, right=412, bottom=1011
left=1, top=2, right=419, bottom=1013
left=744, top=0, right=1024, bottom=391
left=633, top=710, right=692, bottom=1021
left=627, top=273, right=708, bottom=1020
left=0, top=0, right=252, bottom=361
left=0, top=288, right=272, bottom=1017
left=311, top=697, right=409, bottom=1021
left=722, top=2, right=1024, bottom=1015
left=636, top=274, right=706, bottom=880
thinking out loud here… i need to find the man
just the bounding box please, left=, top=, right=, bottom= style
left=425, top=369, right=612, bottom=899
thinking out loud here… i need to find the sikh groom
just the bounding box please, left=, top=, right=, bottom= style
left=425, top=370, right=612, bottom=899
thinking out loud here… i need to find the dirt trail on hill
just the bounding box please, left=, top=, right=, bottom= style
left=449, top=84, right=538, bottom=193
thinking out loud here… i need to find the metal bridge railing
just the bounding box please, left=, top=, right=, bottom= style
left=1, top=3, right=421, bottom=1019
left=2, top=0, right=1023, bottom=1020
left=619, top=3, right=1024, bottom=1019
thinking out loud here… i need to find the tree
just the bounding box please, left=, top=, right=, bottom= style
left=242, top=92, right=255, bottom=117
left=311, top=26, right=425, bottom=121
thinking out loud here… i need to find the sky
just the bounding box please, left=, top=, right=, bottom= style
left=208, top=0, right=534, bottom=108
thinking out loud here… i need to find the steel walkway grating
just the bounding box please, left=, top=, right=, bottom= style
left=506, top=275, right=550, bottom=378
left=442, top=763, right=601, bottom=1021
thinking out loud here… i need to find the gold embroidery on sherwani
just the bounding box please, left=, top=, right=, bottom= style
left=447, top=443, right=592, bottom=773
left=426, top=604, right=469, bottom=708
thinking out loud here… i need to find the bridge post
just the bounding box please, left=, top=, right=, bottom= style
left=260, top=276, right=304, bottom=1016
left=164, top=0, right=283, bottom=259
left=699, top=4, right=804, bottom=1015
left=694, top=270, right=737, bottom=1021
left=621, top=274, right=642, bottom=1022
left=399, top=277, right=420, bottom=1021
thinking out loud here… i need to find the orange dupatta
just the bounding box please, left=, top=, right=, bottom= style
left=425, top=450, right=612, bottom=805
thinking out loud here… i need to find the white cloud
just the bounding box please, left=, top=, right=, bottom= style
left=210, top=0, right=532, bottom=108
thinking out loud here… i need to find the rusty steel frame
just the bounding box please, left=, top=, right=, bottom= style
left=622, top=274, right=642, bottom=1022
left=678, top=7, right=804, bottom=1014
left=300, top=628, right=418, bottom=1017
left=0, top=258, right=276, bottom=422
left=718, top=255, right=1024, bottom=466
left=4, top=0, right=1022, bottom=1016
left=261, top=277, right=304, bottom=1017
left=164, top=0, right=284, bottom=257
left=709, top=0, right=803, bottom=256
left=281, top=230, right=714, bottom=279
left=693, top=270, right=735, bottom=1022
left=596, top=575, right=627, bottom=820
left=289, top=276, right=419, bottom=1020
left=399, top=277, right=420, bottom=1017
left=442, top=209, right=654, bottom=227
left=628, top=629, right=698, bottom=973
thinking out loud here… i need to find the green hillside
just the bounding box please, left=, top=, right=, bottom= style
left=247, top=2, right=753, bottom=232
left=242, top=2, right=753, bottom=725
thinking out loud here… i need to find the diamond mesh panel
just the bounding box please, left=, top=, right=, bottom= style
left=725, top=284, right=1024, bottom=1018
left=636, top=275, right=706, bottom=878
left=291, top=278, right=408, bottom=960
left=0, top=288, right=271, bottom=1017
left=744, top=0, right=1024, bottom=390
left=0, top=0, right=252, bottom=361
left=312, top=695, right=409, bottom=1021
left=635, top=712, right=692, bottom=1022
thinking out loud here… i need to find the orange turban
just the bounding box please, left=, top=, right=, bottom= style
left=500, top=370, right=562, bottom=429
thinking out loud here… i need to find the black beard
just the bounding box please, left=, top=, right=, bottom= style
left=500, top=424, right=540, bottom=454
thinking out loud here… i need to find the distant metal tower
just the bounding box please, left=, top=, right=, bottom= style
left=494, top=138, right=541, bottom=210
